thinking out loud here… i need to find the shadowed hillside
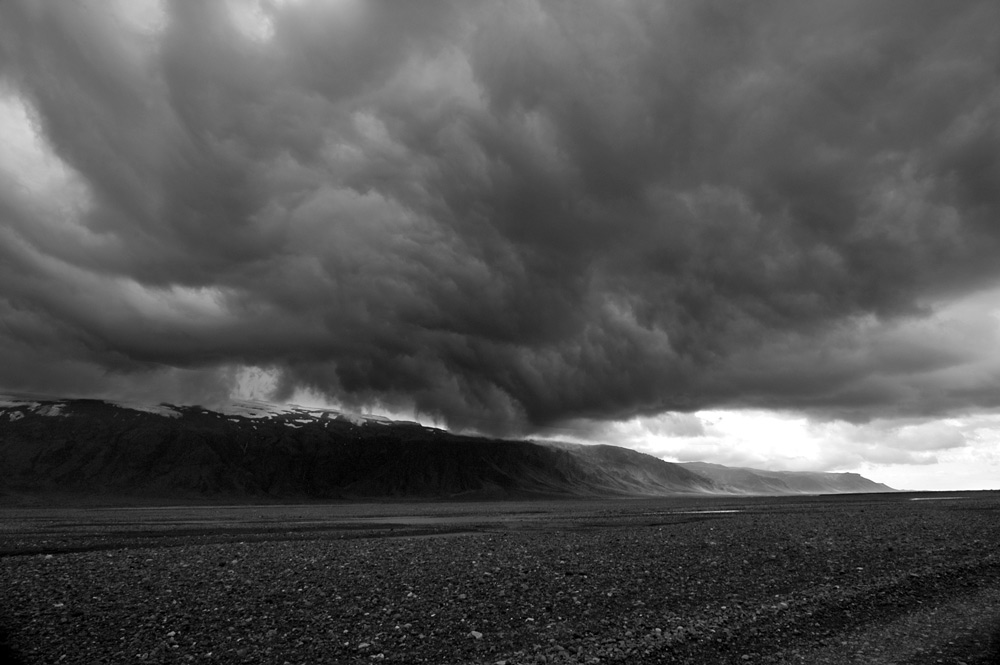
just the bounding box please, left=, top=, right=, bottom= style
left=0, top=398, right=718, bottom=501
left=0, top=397, right=894, bottom=502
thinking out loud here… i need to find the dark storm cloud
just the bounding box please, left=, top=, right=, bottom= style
left=2, top=0, right=1000, bottom=431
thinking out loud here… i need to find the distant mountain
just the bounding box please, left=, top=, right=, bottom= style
left=0, top=395, right=896, bottom=502
left=0, top=397, right=719, bottom=501
left=678, top=461, right=896, bottom=494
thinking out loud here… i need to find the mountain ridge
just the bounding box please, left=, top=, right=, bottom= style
left=0, top=396, right=893, bottom=501
left=678, top=461, right=896, bottom=495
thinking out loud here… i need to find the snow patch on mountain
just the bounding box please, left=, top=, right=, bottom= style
left=0, top=399, right=66, bottom=417
left=0, top=397, right=41, bottom=410
left=212, top=399, right=399, bottom=427
left=108, top=402, right=182, bottom=418
left=214, top=400, right=294, bottom=419
left=35, top=404, right=65, bottom=417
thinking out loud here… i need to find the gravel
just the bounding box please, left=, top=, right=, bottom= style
left=1, top=493, right=999, bottom=664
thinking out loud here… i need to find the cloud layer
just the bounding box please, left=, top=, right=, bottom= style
left=2, top=0, right=1000, bottom=434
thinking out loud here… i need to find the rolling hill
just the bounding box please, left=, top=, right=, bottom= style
left=678, top=461, right=896, bottom=494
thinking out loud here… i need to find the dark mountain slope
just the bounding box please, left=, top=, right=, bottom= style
left=0, top=398, right=718, bottom=500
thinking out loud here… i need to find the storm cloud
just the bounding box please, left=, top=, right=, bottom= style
left=2, top=0, right=1000, bottom=434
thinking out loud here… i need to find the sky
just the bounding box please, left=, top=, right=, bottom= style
left=1, top=0, right=999, bottom=490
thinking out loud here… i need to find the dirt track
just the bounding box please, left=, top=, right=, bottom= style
left=1, top=492, right=999, bottom=664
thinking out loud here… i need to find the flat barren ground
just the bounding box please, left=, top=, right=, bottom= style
left=1, top=492, right=999, bottom=664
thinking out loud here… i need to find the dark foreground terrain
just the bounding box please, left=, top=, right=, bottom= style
left=2, top=492, right=999, bottom=664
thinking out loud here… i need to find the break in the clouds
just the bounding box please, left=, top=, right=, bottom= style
left=2, top=0, right=1000, bottom=441
left=558, top=406, right=1000, bottom=491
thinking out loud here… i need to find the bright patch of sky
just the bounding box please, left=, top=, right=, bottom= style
left=0, top=91, right=91, bottom=216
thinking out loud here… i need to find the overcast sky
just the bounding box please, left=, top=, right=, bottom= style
left=1, top=0, right=999, bottom=490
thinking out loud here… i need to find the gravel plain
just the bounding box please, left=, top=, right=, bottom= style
left=1, top=492, right=999, bottom=664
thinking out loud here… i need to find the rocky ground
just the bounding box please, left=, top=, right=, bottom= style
left=1, top=492, right=999, bottom=664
